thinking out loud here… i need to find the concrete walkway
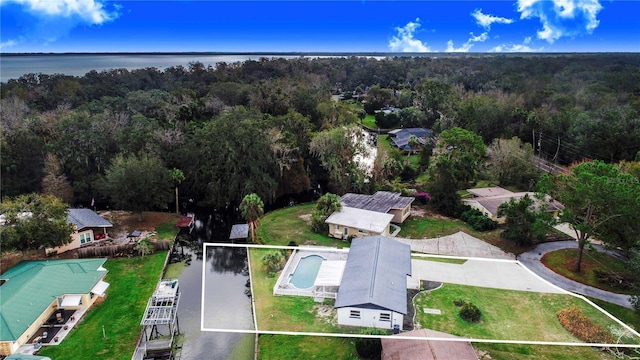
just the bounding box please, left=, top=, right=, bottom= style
left=518, top=241, right=634, bottom=309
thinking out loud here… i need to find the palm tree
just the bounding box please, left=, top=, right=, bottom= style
left=240, top=193, right=264, bottom=243
left=169, top=168, right=185, bottom=214
left=407, top=134, right=420, bottom=165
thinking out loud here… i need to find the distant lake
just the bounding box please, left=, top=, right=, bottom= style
left=0, top=53, right=395, bottom=82
left=0, top=54, right=302, bottom=82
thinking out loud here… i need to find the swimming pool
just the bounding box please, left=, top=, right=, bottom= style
left=290, top=255, right=324, bottom=289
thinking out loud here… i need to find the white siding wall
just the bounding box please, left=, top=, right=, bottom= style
left=337, top=307, right=403, bottom=330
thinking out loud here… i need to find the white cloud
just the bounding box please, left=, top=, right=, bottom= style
left=446, top=32, right=488, bottom=53
left=0, top=39, right=18, bottom=50
left=2, top=0, right=118, bottom=24
left=471, top=9, right=514, bottom=30
left=517, top=0, right=603, bottom=43
left=489, top=37, right=544, bottom=52
left=388, top=18, right=431, bottom=52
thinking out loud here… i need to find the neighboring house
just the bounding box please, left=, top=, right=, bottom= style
left=462, top=186, right=564, bottom=224
left=387, top=128, right=432, bottom=152
left=325, top=207, right=394, bottom=239
left=0, top=259, right=109, bottom=355
left=46, top=209, right=113, bottom=255
left=334, top=236, right=411, bottom=330
left=341, top=191, right=414, bottom=223
left=381, top=329, right=478, bottom=360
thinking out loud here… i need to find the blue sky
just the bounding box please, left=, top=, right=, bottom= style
left=1, top=0, right=639, bottom=53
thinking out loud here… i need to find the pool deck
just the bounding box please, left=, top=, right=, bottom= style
left=273, top=246, right=348, bottom=298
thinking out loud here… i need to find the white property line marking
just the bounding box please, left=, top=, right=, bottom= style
left=199, top=242, right=640, bottom=347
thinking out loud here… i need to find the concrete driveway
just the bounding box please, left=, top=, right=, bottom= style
left=394, top=232, right=515, bottom=260
left=407, top=257, right=565, bottom=294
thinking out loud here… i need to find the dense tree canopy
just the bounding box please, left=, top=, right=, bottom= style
left=0, top=193, right=73, bottom=255
left=432, top=127, right=486, bottom=187
left=100, top=153, right=173, bottom=220
left=1, top=54, right=639, bottom=213
left=538, top=160, right=640, bottom=271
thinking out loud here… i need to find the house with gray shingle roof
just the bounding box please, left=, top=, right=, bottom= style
left=46, top=209, right=113, bottom=255
left=0, top=259, right=108, bottom=355
left=341, top=191, right=414, bottom=223
left=334, top=236, right=411, bottom=330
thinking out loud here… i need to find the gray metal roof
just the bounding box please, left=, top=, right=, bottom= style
left=334, top=236, right=411, bottom=314
left=341, top=191, right=414, bottom=213
left=388, top=128, right=432, bottom=150
left=67, top=209, right=113, bottom=230
left=229, top=224, right=249, bottom=239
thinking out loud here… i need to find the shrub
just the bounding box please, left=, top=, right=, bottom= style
left=460, top=207, right=497, bottom=231
left=310, top=212, right=328, bottom=233
left=262, top=250, right=285, bottom=273
left=355, top=328, right=386, bottom=360
left=453, top=298, right=465, bottom=307
left=556, top=307, right=615, bottom=343
left=459, top=301, right=482, bottom=323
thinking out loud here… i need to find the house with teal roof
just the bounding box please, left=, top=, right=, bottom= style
left=0, top=259, right=109, bottom=355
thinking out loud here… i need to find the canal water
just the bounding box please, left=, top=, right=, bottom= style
left=170, top=208, right=254, bottom=360
left=171, top=191, right=322, bottom=359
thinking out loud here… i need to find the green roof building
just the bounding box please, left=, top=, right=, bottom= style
left=0, top=259, right=109, bottom=355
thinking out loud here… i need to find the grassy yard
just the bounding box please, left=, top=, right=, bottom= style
left=474, top=342, right=618, bottom=360
left=258, top=334, right=358, bottom=360
left=542, top=248, right=635, bottom=295
left=398, top=207, right=538, bottom=256
left=362, top=114, right=377, bottom=129
left=249, top=248, right=360, bottom=359
left=249, top=248, right=357, bottom=334
left=39, top=252, right=168, bottom=360
left=257, top=202, right=349, bottom=248
left=413, top=283, right=639, bottom=344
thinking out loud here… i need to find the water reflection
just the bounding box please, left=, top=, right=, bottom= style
left=170, top=208, right=254, bottom=360
left=208, top=247, right=248, bottom=275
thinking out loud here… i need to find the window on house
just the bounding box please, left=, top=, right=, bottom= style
left=334, top=224, right=340, bottom=232
left=349, top=310, right=361, bottom=319
left=357, top=229, right=368, bottom=235
left=403, top=207, right=409, bottom=215
left=379, top=313, right=391, bottom=321
left=79, top=233, right=92, bottom=244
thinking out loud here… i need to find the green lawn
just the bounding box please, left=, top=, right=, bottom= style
left=258, top=334, right=358, bottom=360
left=542, top=248, right=635, bottom=295
left=249, top=247, right=359, bottom=359
left=39, top=252, right=168, bottom=360
left=474, top=342, right=618, bottom=360
left=155, top=217, right=181, bottom=241
left=414, top=283, right=639, bottom=344
left=362, top=114, right=377, bottom=129
left=250, top=248, right=357, bottom=334
left=257, top=202, right=349, bottom=248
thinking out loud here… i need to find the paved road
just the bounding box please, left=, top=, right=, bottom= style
left=518, top=241, right=634, bottom=309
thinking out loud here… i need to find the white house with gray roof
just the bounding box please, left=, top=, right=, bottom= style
left=45, top=209, right=113, bottom=255
left=334, top=236, right=411, bottom=330
left=325, top=207, right=394, bottom=239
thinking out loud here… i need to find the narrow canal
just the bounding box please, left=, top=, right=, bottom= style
left=170, top=191, right=321, bottom=359
left=170, top=208, right=254, bottom=360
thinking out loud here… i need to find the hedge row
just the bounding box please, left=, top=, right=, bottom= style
left=556, top=307, right=615, bottom=344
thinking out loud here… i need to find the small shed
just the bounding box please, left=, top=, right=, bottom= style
left=229, top=224, right=249, bottom=241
